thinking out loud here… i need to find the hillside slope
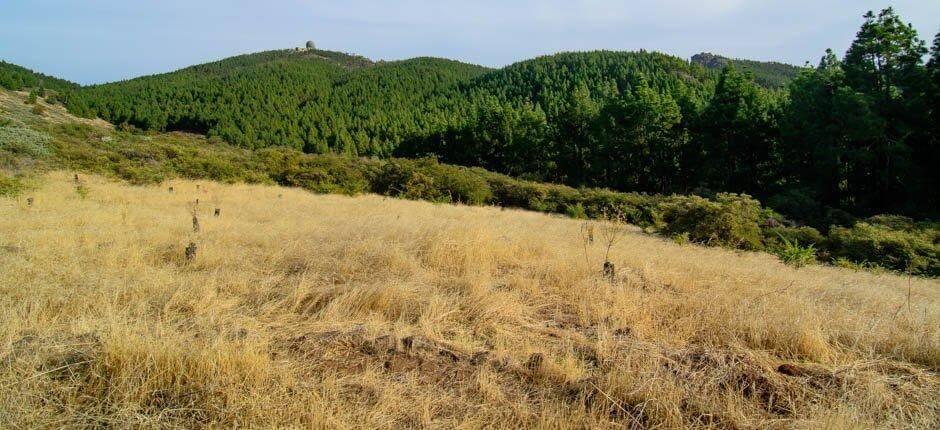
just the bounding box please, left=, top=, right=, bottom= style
left=61, top=50, right=490, bottom=153
left=0, top=61, right=79, bottom=93
left=1, top=172, right=938, bottom=428
left=2, top=87, right=937, bottom=277
left=691, top=52, right=804, bottom=88
left=55, top=49, right=723, bottom=157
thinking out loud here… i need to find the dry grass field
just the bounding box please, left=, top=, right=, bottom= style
left=1, top=172, right=938, bottom=428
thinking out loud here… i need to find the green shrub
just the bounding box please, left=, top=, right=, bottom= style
left=431, top=164, right=492, bottom=205
left=278, top=156, right=371, bottom=195
left=488, top=178, right=550, bottom=210
left=0, top=171, right=27, bottom=197
left=864, top=215, right=921, bottom=232
left=56, top=123, right=101, bottom=139
left=565, top=203, right=587, bottom=219
left=373, top=158, right=491, bottom=204
left=773, top=234, right=817, bottom=268
left=577, top=189, right=660, bottom=227
left=762, top=226, right=825, bottom=252
left=827, top=219, right=938, bottom=276
left=115, top=161, right=168, bottom=185
left=671, top=232, right=691, bottom=245
left=176, top=154, right=244, bottom=183
left=0, top=127, right=54, bottom=157
left=658, top=193, right=763, bottom=250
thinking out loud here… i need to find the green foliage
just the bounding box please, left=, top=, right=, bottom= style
left=373, top=158, right=492, bottom=205
left=274, top=155, right=374, bottom=195
left=0, top=127, right=54, bottom=157
left=565, top=203, right=587, bottom=219
left=762, top=226, right=826, bottom=252
left=781, top=8, right=935, bottom=219
left=773, top=234, right=817, bottom=268
left=658, top=193, right=764, bottom=250
left=65, top=50, right=488, bottom=154
left=0, top=171, right=27, bottom=197
left=0, top=61, right=77, bottom=92
left=826, top=217, right=939, bottom=276
left=691, top=52, right=805, bottom=89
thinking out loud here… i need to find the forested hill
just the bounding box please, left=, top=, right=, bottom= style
left=58, top=49, right=489, bottom=154
left=2, top=7, right=938, bottom=223
left=465, top=51, right=715, bottom=111
left=54, top=49, right=718, bottom=158
left=0, top=61, right=78, bottom=93
left=691, top=52, right=803, bottom=88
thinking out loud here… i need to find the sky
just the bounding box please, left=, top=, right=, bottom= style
left=1, top=1, right=938, bottom=85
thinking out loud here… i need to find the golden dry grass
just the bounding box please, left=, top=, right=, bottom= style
left=1, top=172, right=938, bottom=429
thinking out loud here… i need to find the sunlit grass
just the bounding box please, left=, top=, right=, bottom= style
left=1, top=173, right=937, bottom=428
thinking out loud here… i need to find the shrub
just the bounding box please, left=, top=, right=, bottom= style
left=773, top=234, right=817, bottom=268
left=31, top=104, right=45, bottom=116
left=580, top=190, right=660, bottom=227
left=658, top=193, right=763, bottom=250
left=56, top=123, right=100, bottom=139
left=762, top=226, right=825, bottom=252
left=115, top=161, right=168, bottom=185
left=488, top=178, right=550, bottom=210
left=176, top=154, right=244, bottom=183
left=430, top=164, right=492, bottom=205
left=0, top=171, right=27, bottom=197
left=0, top=127, right=54, bottom=157
left=826, top=220, right=939, bottom=276
left=278, top=156, right=371, bottom=195
left=565, top=203, right=587, bottom=219
left=373, top=158, right=491, bottom=204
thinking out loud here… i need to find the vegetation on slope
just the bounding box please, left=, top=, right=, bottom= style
left=2, top=87, right=937, bottom=276
left=1, top=172, right=937, bottom=428
left=0, top=60, right=78, bottom=93
left=60, top=49, right=489, bottom=154
left=691, top=52, right=803, bottom=88
left=0, top=8, right=925, bottom=227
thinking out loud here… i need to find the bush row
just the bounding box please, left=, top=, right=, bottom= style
left=2, top=121, right=937, bottom=276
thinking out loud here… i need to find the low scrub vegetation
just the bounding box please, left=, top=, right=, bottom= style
left=0, top=170, right=28, bottom=197
left=1, top=89, right=937, bottom=276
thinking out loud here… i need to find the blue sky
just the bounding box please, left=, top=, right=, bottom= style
left=1, top=1, right=938, bottom=85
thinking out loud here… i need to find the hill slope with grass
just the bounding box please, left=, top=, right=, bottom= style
left=2, top=71, right=940, bottom=428
left=2, top=170, right=939, bottom=428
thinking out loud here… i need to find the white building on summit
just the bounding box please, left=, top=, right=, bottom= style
left=305, top=41, right=316, bottom=50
